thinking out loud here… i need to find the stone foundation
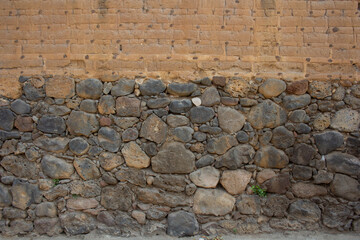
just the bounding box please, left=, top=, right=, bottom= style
left=0, top=76, right=359, bottom=237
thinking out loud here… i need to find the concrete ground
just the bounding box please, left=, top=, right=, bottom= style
left=1, top=231, right=359, bottom=240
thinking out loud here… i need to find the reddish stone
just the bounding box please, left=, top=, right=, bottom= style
left=100, top=117, right=112, bottom=126
left=212, top=76, right=226, bottom=87
left=14, top=116, right=33, bottom=132
left=286, top=80, right=308, bottom=95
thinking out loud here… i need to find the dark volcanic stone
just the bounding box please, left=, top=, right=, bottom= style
left=236, top=131, right=249, bottom=143
left=288, top=200, right=321, bottom=222
left=264, top=195, right=289, bottom=217
left=254, top=146, right=289, bottom=169
left=23, top=83, right=45, bottom=101
left=330, top=174, right=360, bottom=201
left=41, top=155, right=74, bottom=179
left=79, top=99, right=97, bottom=113
left=199, top=125, right=222, bottom=135
left=60, top=212, right=96, bottom=235
left=196, top=155, right=215, bottom=168
left=189, top=106, right=215, bottom=124
left=167, top=82, right=197, bottom=97
left=76, top=78, right=103, bottom=99
left=283, top=94, right=311, bottom=110
left=69, top=137, right=89, bottom=155
left=37, top=116, right=66, bottom=134
left=11, top=179, right=41, bottom=210
left=326, top=152, right=360, bottom=177
left=262, top=174, right=291, bottom=194
left=101, top=185, right=133, bottom=210
left=0, top=130, right=20, bottom=141
left=98, top=95, right=115, bottom=115
left=314, top=131, right=344, bottom=155
left=10, top=99, right=31, bottom=115
left=0, top=183, right=12, bottom=207
left=111, top=79, right=135, bottom=96
left=215, top=145, right=255, bottom=169
left=248, top=100, right=287, bottom=129
left=0, top=108, right=15, bottom=131
left=140, top=114, right=167, bottom=144
left=1, top=155, right=38, bottom=179
left=147, top=98, right=170, bottom=109
left=140, top=79, right=166, bottom=96
left=290, top=143, right=316, bottom=165
left=322, top=204, right=352, bottom=229
left=292, top=165, right=312, bottom=180
left=122, top=128, right=139, bottom=142
left=167, top=211, right=199, bottom=237
left=295, top=123, right=311, bottom=134
left=98, top=127, right=121, bottom=152
left=169, top=99, right=192, bottom=113
left=66, top=111, right=99, bottom=137
left=116, top=96, right=141, bottom=117
left=271, top=126, right=295, bottom=149
left=201, top=86, right=220, bottom=106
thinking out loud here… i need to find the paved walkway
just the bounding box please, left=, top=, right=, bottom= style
left=1, top=231, right=359, bottom=240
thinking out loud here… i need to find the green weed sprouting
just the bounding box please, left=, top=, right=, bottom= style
left=53, top=179, right=60, bottom=186
left=251, top=185, right=267, bottom=197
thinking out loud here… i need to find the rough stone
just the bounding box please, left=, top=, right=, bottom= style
left=326, top=152, right=360, bottom=177
left=41, top=155, right=74, bottom=179
left=167, top=211, right=199, bottom=237
left=286, top=80, right=308, bottom=95
left=98, top=127, right=121, bottom=152
left=45, top=76, right=74, bottom=99
left=330, top=174, right=360, bottom=201
left=314, top=170, right=333, bottom=184
left=236, top=131, right=249, bottom=143
left=289, top=200, right=321, bottom=222
left=23, top=82, right=45, bottom=101
left=221, top=97, right=238, bottom=106
left=346, top=136, right=360, bottom=157
left=48, top=105, right=71, bottom=116
left=323, top=205, right=352, bottom=229
left=0, top=184, right=12, bottom=207
left=14, top=116, right=33, bottom=132
left=173, top=126, right=194, bottom=142
left=212, top=76, right=226, bottom=87
left=67, top=197, right=98, bottom=210
left=76, top=78, right=103, bottom=99
left=271, top=126, right=295, bottom=149
left=66, top=111, right=99, bottom=137
left=199, top=125, right=222, bottom=135
left=6, top=219, right=34, bottom=235
left=35, top=202, right=57, bottom=218
left=292, top=183, right=327, bottom=198
left=215, top=145, right=255, bottom=169
left=283, top=94, right=311, bottom=110
left=289, top=110, right=308, bottom=123
left=313, top=113, right=331, bottom=131
left=189, top=166, right=220, bottom=188
left=34, top=217, right=62, bottom=236
left=10, top=99, right=31, bottom=115
left=308, top=81, right=332, bottom=99
left=111, top=79, right=135, bottom=96
left=147, top=98, right=170, bottom=109
left=98, top=95, right=115, bottom=114
left=116, top=96, right=141, bottom=117
left=218, top=107, right=245, bottom=133
left=113, top=117, right=138, bottom=129
left=189, top=106, right=215, bottom=123
left=11, top=179, right=41, bottom=210
left=69, top=137, right=89, bottom=155
left=201, top=87, right=220, bottom=106
left=60, top=212, right=96, bottom=235
left=122, top=141, right=150, bottom=169
left=290, top=143, right=316, bottom=165
left=0, top=108, right=14, bottom=131
left=258, top=79, right=286, bottom=98
left=254, top=146, right=289, bottom=169
left=248, top=100, right=287, bottom=129
left=37, top=116, right=66, bottom=134
left=220, top=169, right=252, bottom=195
left=1, top=155, right=38, bottom=179
left=139, top=79, right=166, bottom=96
left=142, top=142, right=158, bottom=157
left=79, top=99, right=97, bottom=113
left=74, top=158, right=100, bottom=180
left=44, top=185, right=69, bottom=201
left=140, top=114, right=167, bottom=144
left=146, top=209, right=167, bottom=220
left=120, top=128, right=138, bottom=142
left=3, top=207, right=27, bottom=219
left=136, top=187, right=190, bottom=207
left=344, top=95, right=360, bottom=109
left=152, top=142, right=195, bottom=174
left=196, top=155, right=214, bottom=168
left=34, top=135, right=69, bottom=153
left=292, top=165, right=313, bottom=180
left=167, top=82, right=197, bottom=96
left=256, top=169, right=276, bottom=184
left=236, top=195, right=261, bottom=215
left=166, top=114, right=189, bottom=127
left=207, top=135, right=237, bottom=155
left=132, top=210, right=146, bottom=225
left=0, top=130, right=20, bottom=141
left=193, top=189, right=235, bottom=216
left=151, top=174, right=186, bottom=192
left=264, top=195, right=289, bottom=217
left=331, top=108, right=360, bottom=132
left=101, top=185, right=133, bottom=210
left=262, top=174, right=291, bottom=194
left=240, top=98, right=258, bottom=107
left=224, top=78, right=251, bottom=97
left=97, top=211, right=115, bottom=226
left=169, top=99, right=192, bottom=113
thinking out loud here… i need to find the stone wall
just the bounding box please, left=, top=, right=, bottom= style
left=0, top=76, right=359, bottom=236
left=1, top=0, right=360, bottom=88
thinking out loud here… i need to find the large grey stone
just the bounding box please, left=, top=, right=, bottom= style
left=207, top=135, right=237, bottom=155
left=167, top=82, right=197, bottom=96
left=0, top=108, right=15, bottom=131
left=215, top=145, right=255, bottom=169
left=248, top=100, right=287, bottom=129
left=136, top=187, right=190, bottom=207
left=101, top=185, right=133, bottom=210
left=10, top=99, right=31, bottom=115
left=37, top=115, right=66, bottom=134
left=344, top=95, right=360, bottom=109
left=169, top=99, right=192, bottom=113
left=122, top=141, right=150, bottom=169
left=147, top=98, right=170, bottom=109
left=150, top=174, right=186, bottom=192
left=111, top=79, right=135, bottom=96
left=201, top=87, right=220, bottom=106
left=292, top=182, right=327, bottom=198
left=254, top=146, right=289, bottom=169
left=258, top=79, right=286, bottom=98
left=218, top=107, right=245, bottom=133
left=195, top=155, right=214, bottom=168
left=330, top=174, right=360, bottom=201
left=60, top=212, right=96, bottom=235
left=289, top=109, right=309, bottom=123
left=189, top=106, right=215, bottom=123
left=288, top=200, right=321, bottom=223
left=34, top=217, right=62, bottom=236
left=3, top=207, right=27, bottom=219
left=292, top=165, right=312, bottom=180
left=11, top=179, right=41, bottom=210
left=116, top=96, right=141, bottom=117
left=193, top=189, right=235, bottom=216
left=140, top=79, right=166, bottom=96
left=151, top=142, right=195, bottom=174
left=326, top=152, right=360, bottom=177
left=41, top=155, right=74, bottom=179
left=140, top=114, right=167, bottom=144
left=314, top=131, right=344, bottom=155
left=1, top=155, right=38, bottom=179
left=189, top=166, right=220, bottom=188
left=76, top=78, right=103, bottom=99
left=283, top=94, right=311, bottom=110
left=69, top=137, right=89, bottom=155
left=35, top=202, right=57, bottom=218
left=66, top=111, right=99, bottom=137
left=167, top=211, right=199, bottom=237
left=264, top=195, right=289, bottom=217
left=167, top=114, right=189, bottom=127
left=290, top=143, right=316, bottom=166
left=322, top=205, right=352, bottom=229
left=98, top=127, right=121, bottom=152
left=331, top=108, right=360, bottom=132
left=48, top=105, right=71, bottom=116
left=113, top=117, right=139, bottom=129
left=23, top=82, right=44, bottom=101
left=262, top=174, right=291, bottom=194
left=34, top=135, right=69, bottom=153
left=74, top=158, right=100, bottom=180
left=0, top=184, right=12, bottom=207
left=173, top=126, right=194, bottom=143
left=236, top=195, right=261, bottom=215
left=79, top=99, right=97, bottom=113
left=271, top=126, right=295, bottom=149
left=122, top=128, right=138, bottom=142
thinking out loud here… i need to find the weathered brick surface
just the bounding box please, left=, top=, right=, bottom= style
left=0, top=0, right=359, bottom=83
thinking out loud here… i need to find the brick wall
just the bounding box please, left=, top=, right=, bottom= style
left=0, top=0, right=360, bottom=82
